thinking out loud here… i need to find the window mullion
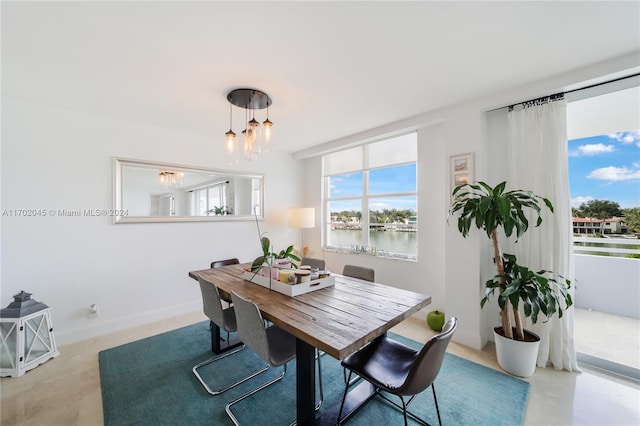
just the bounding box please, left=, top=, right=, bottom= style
left=362, top=170, right=370, bottom=247
left=362, top=144, right=370, bottom=247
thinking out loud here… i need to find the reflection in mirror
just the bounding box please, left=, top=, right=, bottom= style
left=113, top=158, right=264, bottom=223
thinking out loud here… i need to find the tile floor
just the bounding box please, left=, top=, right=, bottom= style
left=1, top=310, right=639, bottom=425
left=574, top=308, right=640, bottom=371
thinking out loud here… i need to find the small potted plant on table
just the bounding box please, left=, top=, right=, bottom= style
left=449, top=181, right=572, bottom=377
left=250, top=236, right=300, bottom=278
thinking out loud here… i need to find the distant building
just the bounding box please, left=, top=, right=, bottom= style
left=572, top=217, right=627, bottom=235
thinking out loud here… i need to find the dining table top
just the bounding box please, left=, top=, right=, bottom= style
left=189, top=263, right=431, bottom=360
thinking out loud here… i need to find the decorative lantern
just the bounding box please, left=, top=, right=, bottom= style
left=0, top=291, right=59, bottom=377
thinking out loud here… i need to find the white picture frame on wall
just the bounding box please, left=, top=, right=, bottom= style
left=450, top=153, right=474, bottom=197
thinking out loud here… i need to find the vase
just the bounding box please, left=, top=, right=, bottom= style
left=493, top=327, right=541, bottom=377
left=273, top=258, right=292, bottom=269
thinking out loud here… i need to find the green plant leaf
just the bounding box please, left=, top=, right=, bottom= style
left=493, top=181, right=506, bottom=196
left=251, top=256, right=266, bottom=272
left=261, top=237, right=271, bottom=255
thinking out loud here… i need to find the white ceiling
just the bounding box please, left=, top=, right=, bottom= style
left=2, top=1, right=639, bottom=155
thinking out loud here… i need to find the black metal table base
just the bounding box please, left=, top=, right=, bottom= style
left=210, top=320, right=243, bottom=354
left=315, top=381, right=377, bottom=425
left=296, top=339, right=317, bottom=425
left=295, top=337, right=378, bottom=426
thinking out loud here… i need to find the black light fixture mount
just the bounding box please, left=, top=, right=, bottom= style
left=227, top=88, right=272, bottom=110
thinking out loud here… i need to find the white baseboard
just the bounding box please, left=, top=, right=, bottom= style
left=452, top=329, right=485, bottom=351
left=55, top=301, right=202, bottom=346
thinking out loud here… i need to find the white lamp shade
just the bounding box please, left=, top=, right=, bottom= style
left=288, top=208, right=315, bottom=229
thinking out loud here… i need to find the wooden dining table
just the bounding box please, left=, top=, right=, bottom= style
left=189, top=263, right=431, bottom=425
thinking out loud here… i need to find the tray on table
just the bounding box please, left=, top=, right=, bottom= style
left=242, top=270, right=335, bottom=297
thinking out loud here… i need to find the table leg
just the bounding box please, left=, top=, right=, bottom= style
left=210, top=320, right=243, bottom=354
left=314, top=372, right=377, bottom=425
left=296, top=338, right=316, bottom=426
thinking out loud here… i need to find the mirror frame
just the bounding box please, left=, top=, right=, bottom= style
left=113, top=157, right=264, bottom=224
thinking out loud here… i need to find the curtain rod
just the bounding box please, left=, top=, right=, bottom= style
left=564, top=72, right=640, bottom=95
left=503, top=72, right=640, bottom=111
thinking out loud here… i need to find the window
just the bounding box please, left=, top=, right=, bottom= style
left=191, top=182, right=228, bottom=215
left=323, top=133, right=418, bottom=260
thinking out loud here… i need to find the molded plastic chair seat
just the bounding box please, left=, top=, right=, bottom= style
left=342, top=337, right=417, bottom=391
left=339, top=317, right=458, bottom=426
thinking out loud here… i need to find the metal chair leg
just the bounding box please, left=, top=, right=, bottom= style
left=192, top=346, right=269, bottom=395
left=225, top=364, right=288, bottom=426
left=376, top=392, right=430, bottom=426
left=400, top=396, right=408, bottom=426
left=315, top=349, right=324, bottom=410
left=225, top=352, right=325, bottom=425
left=432, top=383, right=442, bottom=426
left=343, top=367, right=360, bottom=386
left=337, top=371, right=353, bottom=425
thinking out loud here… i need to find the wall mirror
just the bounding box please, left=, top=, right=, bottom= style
left=113, top=158, right=264, bottom=223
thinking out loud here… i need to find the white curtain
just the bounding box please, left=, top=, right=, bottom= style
left=507, top=98, right=580, bottom=372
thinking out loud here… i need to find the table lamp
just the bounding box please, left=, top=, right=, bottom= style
left=288, top=207, right=315, bottom=256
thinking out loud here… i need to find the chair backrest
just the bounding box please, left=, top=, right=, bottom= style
left=211, top=258, right=240, bottom=269
left=301, top=257, right=326, bottom=270
left=198, top=277, right=226, bottom=328
left=343, top=264, right=375, bottom=282
left=400, top=317, right=458, bottom=396
left=230, top=292, right=270, bottom=363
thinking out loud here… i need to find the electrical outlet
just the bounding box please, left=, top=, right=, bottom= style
left=88, top=304, right=98, bottom=319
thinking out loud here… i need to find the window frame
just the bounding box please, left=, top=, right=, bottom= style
left=323, top=134, right=418, bottom=261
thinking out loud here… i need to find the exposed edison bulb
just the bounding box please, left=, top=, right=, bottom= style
left=252, top=122, right=264, bottom=154
left=262, top=118, right=273, bottom=152
left=224, top=130, right=238, bottom=165
left=243, top=129, right=257, bottom=161
left=247, top=117, right=261, bottom=153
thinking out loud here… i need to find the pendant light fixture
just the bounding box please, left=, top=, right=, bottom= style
left=158, top=170, right=184, bottom=188
left=224, top=88, right=273, bottom=163
left=224, top=102, right=238, bottom=165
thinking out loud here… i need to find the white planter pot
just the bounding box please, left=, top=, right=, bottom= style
left=493, top=327, right=541, bottom=378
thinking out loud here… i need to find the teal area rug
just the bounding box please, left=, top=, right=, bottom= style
left=99, top=322, right=529, bottom=425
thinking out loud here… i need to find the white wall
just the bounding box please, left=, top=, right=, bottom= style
left=1, top=97, right=303, bottom=345
left=298, top=52, right=640, bottom=350
left=575, top=254, right=640, bottom=319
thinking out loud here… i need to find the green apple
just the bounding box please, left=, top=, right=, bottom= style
left=426, top=310, right=445, bottom=332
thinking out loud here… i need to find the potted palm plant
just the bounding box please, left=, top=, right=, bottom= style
left=449, top=181, right=572, bottom=377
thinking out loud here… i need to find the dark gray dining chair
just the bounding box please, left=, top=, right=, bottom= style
left=301, top=257, right=326, bottom=270
left=211, top=257, right=240, bottom=269
left=192, top=278, right=268, bottom=395
left=338, top=317, right=458, bottom=426
left=225, top=291, right=324, bottom=426
left=210, top=258, right=239, bottom=304
left=342, top=264, right=375, bottom=282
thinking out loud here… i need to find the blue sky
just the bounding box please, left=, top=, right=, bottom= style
left=328, top=164, right=417, bottom=212
left=568, top=129, right=640, bottom=209
left=329, top=133, right=640, bottom=213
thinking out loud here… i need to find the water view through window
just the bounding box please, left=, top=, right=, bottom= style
left=327, top=228, right=417, bottom=256
left=324, top=133, right=418, bottom=260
